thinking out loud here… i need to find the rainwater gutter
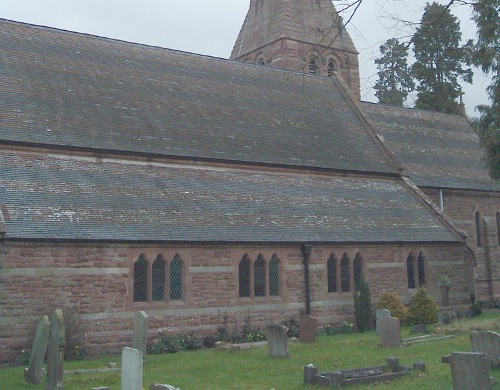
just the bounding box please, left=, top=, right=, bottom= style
left=301, top=244, right=313, bottom=316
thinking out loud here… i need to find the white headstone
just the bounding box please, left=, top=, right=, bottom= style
left=376, top=309, right=391, bottom=333
left=132, top=311, right=148, bottom=355
left=121, top=347, right=143, bottom=390
left=25, top=315, right=50, bottom=384
left=45, top=309, right=65, bottom=390
left=266, top=325, right=290, bottom=358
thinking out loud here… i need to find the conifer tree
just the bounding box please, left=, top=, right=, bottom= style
left=472, top=0, right=500, bottom=180
left=353, top=277, right=372, bottom=332
left=412, top=2, right=473, bottom=114
left=374, top=38, right=414, bottom=106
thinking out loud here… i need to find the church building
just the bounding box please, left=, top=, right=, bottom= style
left=0, top=0, right=498, bottom=362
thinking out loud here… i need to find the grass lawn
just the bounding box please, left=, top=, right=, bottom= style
left=2, top=314, right=500, bottom=389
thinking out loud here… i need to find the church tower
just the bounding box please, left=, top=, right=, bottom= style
left=230, top=0, right=361, bottom=100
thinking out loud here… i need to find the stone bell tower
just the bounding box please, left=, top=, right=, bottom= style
left=230, top=0, right=361, bottom=100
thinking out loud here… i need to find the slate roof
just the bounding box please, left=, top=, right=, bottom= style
left=0, top=19, right=396, bottom=175
left=0, top=151, right=460, bottom=243
left=362, top=103, right=500, bottom=192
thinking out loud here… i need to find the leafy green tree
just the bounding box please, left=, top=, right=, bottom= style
left=472, top=0, right=500, bottom=180
left=412, top=2, right=473, bottom=114
left=353, top=277, right=372, bottom=332
left=374, top=38, right=414, bottom=106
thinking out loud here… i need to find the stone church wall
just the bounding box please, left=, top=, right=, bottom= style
left=0, top=240, right=467, bottom=362
left=424, top=188, right=500, bottom=301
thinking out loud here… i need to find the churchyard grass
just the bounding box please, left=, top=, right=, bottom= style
left=1, top=313, right=500, bottom=389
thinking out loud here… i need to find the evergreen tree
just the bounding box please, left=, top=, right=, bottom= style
left=353, top=277, right=372, bottom=332
left=374, top=38, right=414, bottom=106
left=412, top=2, right=473, bottom=114
left=472, top=0, right=500, bottom=180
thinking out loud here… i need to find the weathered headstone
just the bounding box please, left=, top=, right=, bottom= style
left=376, top=309, right=391, bottom=333
left=471, top=331, right=500, bottom=367
left=304, top=364, right=318, bottom=384
left=299, top=315, right=317, bottom=343
left=132, top=311, right=148, bottom=355
left=24, top=315, right=50, bottom=384
left=121, top=347, right=143, bottom=390
left=150, top=385, right=180, bottom=390
left=45, top=309, right=65, bottom=390
left=441, top=287, right=450, bottom=307
left=266, top=324, right=290, bottom=358
left=449, top=352, right=491, bottom=390
left=379, top=316, right=401, bottom=348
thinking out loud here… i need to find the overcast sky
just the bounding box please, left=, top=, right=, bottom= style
left=1, top=0, right=493, bottom=116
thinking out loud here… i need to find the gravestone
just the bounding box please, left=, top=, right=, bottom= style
left=299, top=315, right=317, bottom=343
left=24, top=315, right=50, bottom=384
left=132, top=311, right=148, bottom=355
left=45, top=309, right=65, bottom=390
left=121, top=347, right=143, bottom=390
left=266, top=324, right=290, bottom=358
left=449, top=352, right=491, bottom=390
left=379, top=316, right=401, bottom=348
left=376, top=309, right=391, bottom=333
left=471, top=331, right=500, bottom=367
left=150, top=385, right=180, bottom=390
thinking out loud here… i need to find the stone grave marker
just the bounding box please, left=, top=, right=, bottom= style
left=266, top=324, right=290, bottom=358
left=449, top=352, right=491, bottom=390
left=376, top=309, right=391, bottom=333
left=24, top=315, right=50, bottom=384
left=379, top=316, right=401, bottom=348
left=299, top=315, right=317, bottom=343
left=410, top=324, right=428, bottom=335
left=132, top=311, right=148, bottom=355
left=150, top=384, right=180, bottom=390
left=471, top=331, right=500, bottom=367
left=121, top=347, right=143, bottom=390
left=45, top=309, right=65, bottom=390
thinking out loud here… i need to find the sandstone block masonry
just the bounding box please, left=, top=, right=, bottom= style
left=0, top=241, right=469, bottom=362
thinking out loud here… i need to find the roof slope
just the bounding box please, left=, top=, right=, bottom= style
left=0, top=19, right=396, bottom=175
left=362, top=103, right=500, bottom=191
left=0, top=152, right=460, bottom=243
left=231, top=0, right=358, bottom=60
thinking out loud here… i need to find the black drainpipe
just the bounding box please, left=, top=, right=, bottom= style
left=301, top=244, right=312, bottom=316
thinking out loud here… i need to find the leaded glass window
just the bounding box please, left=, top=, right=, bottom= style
left=170, top=255, right=183, bottom=301
left=353, top=253, right=363, bottom=291
left=327, top=254, right=337, bottom=293
left=254, top=255, right=266, bottom=297
left=341, top=253, right=350, bottom=292
left=407, top=254, right=416, bottom=289
left=269, top=255, right=280, bottom=297
left=476, top=211, right=484, bottom=248
left=239, top=255, right=251, bottom=298
left=133, top=255, right=148, bottom=302
left=417, top=252, right=426, bottom=287
left=152, top=255, right=166, bottom=302
left=309, top=58, right=318, bottom=75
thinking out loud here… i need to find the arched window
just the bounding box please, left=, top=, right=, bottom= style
left=254, top=255, right=266, bottom=297
left=309, top=58, right=318, bottom=75
left=259, top=59, right=266, bottom=66
left=327, top=60, right=336, bottom=77
left=327, top=254, right=337, bottom=293
left=353, top=253, right=363, bottom=290
left=239, top=255, right=251, bottom=298
left=169, top=255, right=183, bottom=301
left=269, top=255, right=280, bottom=296
left=496, top=212, right=500, bottom=246
left=152, top=255, right=166, bottom=302
left=340, top=253, right=350, bottom=292
left=407, top=253, right=416, bottom=289
left=476, top=210, right=484, bottom=248
left=417, top=252, right=426, bottom=287
left=133, top=255, right=148, bottom=302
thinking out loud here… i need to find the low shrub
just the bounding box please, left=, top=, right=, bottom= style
left=470, top=303, right=483, bottom=317
left=377, top=290, right=408, bottom=322
left=407, top=286, right=439, bottom=325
